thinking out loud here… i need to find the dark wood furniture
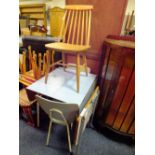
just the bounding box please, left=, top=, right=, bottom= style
left=94, top=35, right=135, bottom=137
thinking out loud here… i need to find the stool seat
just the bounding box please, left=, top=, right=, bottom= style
left=45, top=42, right=90, bottom=53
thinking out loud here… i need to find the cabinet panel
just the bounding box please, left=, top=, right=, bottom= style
left=128, top=120, right=135, bottom=135
left=112, top=70, right=135, bottom=129
left=120, top=99, right=135, bottom=132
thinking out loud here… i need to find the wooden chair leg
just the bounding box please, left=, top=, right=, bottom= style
left=46, top=120, right=52, bottom=146
left=45, top=50, right=50, bottom=84
left=51, top=50, right=55, bottom=70
left=66, top=124, right=72, bottom=152
left=62, top=53, right=66, bottom=71
left=83, top=54, right=88, bottom=76
left=76, top=53, right=80, bottom=93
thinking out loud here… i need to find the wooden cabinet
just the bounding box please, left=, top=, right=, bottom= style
left=94, top=35, right=135, bottom=137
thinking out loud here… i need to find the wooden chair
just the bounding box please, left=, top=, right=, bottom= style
left=36, top=95, right=79, bottom=153
left=19, top=46, right=47, bottom=86
left=45, top=5, right=93, bottom=92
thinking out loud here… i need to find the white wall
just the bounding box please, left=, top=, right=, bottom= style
left=121, top=0, right=135, bottom=34
left=125, top=0, right=135, bottom=15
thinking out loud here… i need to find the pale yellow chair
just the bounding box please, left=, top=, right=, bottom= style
left=36, top=95, right=79, bottom=153
left=45, top=5, right=93, bottom=92
left=19, top=46, right=47, bottom=86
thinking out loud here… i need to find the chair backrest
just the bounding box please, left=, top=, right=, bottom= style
left=36, top=95, right=79, bottom=123
left=59, top=5, right=93, bottom=45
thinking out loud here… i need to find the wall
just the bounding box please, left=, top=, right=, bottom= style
left=121, top=0, right=135, bottom=34
left=125, top=0, right=135, bottom=14
left=66, top=0, right=128, bottom=74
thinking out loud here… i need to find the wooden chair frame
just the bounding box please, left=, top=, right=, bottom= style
left=19, top=46, right=47, bottom=86
left=45, top=5, right=93, bottom=92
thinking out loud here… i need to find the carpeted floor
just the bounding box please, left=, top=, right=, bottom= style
left=19, top=119, right=135, bottom=155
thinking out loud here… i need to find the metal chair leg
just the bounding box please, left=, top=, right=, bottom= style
left=37, top=103, right=40, bottom=127
left=46, top=120, right=52, bottom=145
left=66, top=124, right=72, bottom=152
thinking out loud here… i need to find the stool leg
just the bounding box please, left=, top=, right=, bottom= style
left=46, top=120, right=52, bottom=146
left=83, top=54, right=88, bottom=76
left=76, top=53, right=80, bottom=93
left=66, top=124, right=72, bottom=152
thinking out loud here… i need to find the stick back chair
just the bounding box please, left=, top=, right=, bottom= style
left=19, top=46, right=47, bottom=86
left=36, top=95, right=79, bottom=153
left=45, top=5, right=93, bottom=92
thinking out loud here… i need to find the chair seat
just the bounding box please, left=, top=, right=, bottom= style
left=45, top=42, right=90, bottom=53
left=19, top=72, right=36, bottom=86
left=19, top=89, right=33, bottom=107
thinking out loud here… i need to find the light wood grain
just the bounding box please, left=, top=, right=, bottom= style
left=65, top=5, right=93, bottom=10
left=45, top=5, right=93, bottom=92
left=67, top=10, right=75, bottom=43
left=45, top=42, right=90, bottom=52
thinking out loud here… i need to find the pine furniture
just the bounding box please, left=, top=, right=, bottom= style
left=45, top=5, right=93, bottom=92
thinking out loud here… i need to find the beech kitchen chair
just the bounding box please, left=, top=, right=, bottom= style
left=45, top=5, right=93, bottom=92
left=36, top=95, right=79, bottom=153
left=19, top=46, right=47, bottom=86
